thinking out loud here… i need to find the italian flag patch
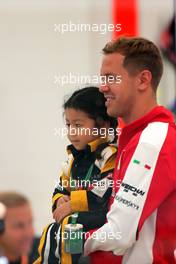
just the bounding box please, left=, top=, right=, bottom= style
left=133, top=159, right=151, bottom=170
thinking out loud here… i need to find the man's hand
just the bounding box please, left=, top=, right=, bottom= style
left=53, top=201, right=72, bottom=222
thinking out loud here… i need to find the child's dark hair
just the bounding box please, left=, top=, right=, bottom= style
left=63, top=86, right=118, bottom=159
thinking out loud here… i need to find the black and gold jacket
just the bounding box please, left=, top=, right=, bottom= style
left=52, top=137, right=117, bottom=231
left=34, top=138, right=117, bottom=264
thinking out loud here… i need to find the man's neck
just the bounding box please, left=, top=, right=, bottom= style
left=123, top=97, right=158, bottom=125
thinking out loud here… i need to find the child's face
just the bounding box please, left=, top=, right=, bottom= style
left=65, top=108, right=100, bottom=150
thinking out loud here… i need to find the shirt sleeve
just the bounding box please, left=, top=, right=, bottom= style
left=52, top=171, right=71, bottom=212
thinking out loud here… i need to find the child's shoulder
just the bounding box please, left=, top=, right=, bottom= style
left=95, top=143, right=117, bottom=171
left=61, top=153, right=73, bottom=176
left=101, top=143, right=118, bottom=158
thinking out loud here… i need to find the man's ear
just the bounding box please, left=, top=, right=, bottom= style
left=0, top=203, right=6, bottom=235
left=137, top=70, right=152, bottom=91
left=0, top=219, right=5, bottom=235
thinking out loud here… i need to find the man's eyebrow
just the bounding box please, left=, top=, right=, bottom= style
left=100, top=73, right=115, bottom=76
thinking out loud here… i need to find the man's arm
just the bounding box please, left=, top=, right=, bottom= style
left=84, top=122, right=175, bottom=255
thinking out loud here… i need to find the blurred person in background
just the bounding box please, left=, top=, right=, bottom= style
left=0, top=202, right=8, bottom=264
left=0, top=191, right=39, bottom=264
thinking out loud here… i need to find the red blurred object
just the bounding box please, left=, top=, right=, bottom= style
left=112, top=0, right=138, bottom=38
left=90, top=251, right=122, bottom=264
left=112, top=0, right=138, bottom=127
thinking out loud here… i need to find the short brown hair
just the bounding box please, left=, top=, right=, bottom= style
left=0, top=191, right=29, bottom=208
left=103, top=36, right=163, bottom=90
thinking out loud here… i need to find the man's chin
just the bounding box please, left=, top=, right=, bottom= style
left=18, top=243, right=32, bottom=255
left=107, top=108, right=117, bottom=117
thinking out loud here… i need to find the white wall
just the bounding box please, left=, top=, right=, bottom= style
left=0, top=0, right=174, bottom=235
left=0, top=0, right=111, bottom=234
left=139, top=0, right=175, bottom=106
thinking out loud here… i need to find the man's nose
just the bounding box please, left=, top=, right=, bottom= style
left=26, top=225, right=34, bottom=238
left=99, top=84, right=109, bottom=93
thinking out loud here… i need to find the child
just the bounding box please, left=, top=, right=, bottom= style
left=34, top=87, right=118, bottom=264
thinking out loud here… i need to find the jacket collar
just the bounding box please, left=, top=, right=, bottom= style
left=119, top=106, right=174, bottom=151
left=67, top=137, right=108, bottom=157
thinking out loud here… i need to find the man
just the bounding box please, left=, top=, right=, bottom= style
left=0, top=191, right=39, bottom=264
left=84, top=37, right=176, bottom=263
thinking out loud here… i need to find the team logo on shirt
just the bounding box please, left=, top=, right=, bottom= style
left=115, top=195, right=139, bottom=210
left=121, top=182, right=145, bottom=197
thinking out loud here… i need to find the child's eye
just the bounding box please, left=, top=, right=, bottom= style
left=66, top=123, right=70, bottom=128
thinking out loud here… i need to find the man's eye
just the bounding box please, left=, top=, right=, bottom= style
left=75, top=124, right=82, bottom=128
left=13, top=223, right=25, bottom=229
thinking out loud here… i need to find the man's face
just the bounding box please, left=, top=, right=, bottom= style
left=100, top=53, right=138, bottom=118
left=1, top=203, right=34, bottom=258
